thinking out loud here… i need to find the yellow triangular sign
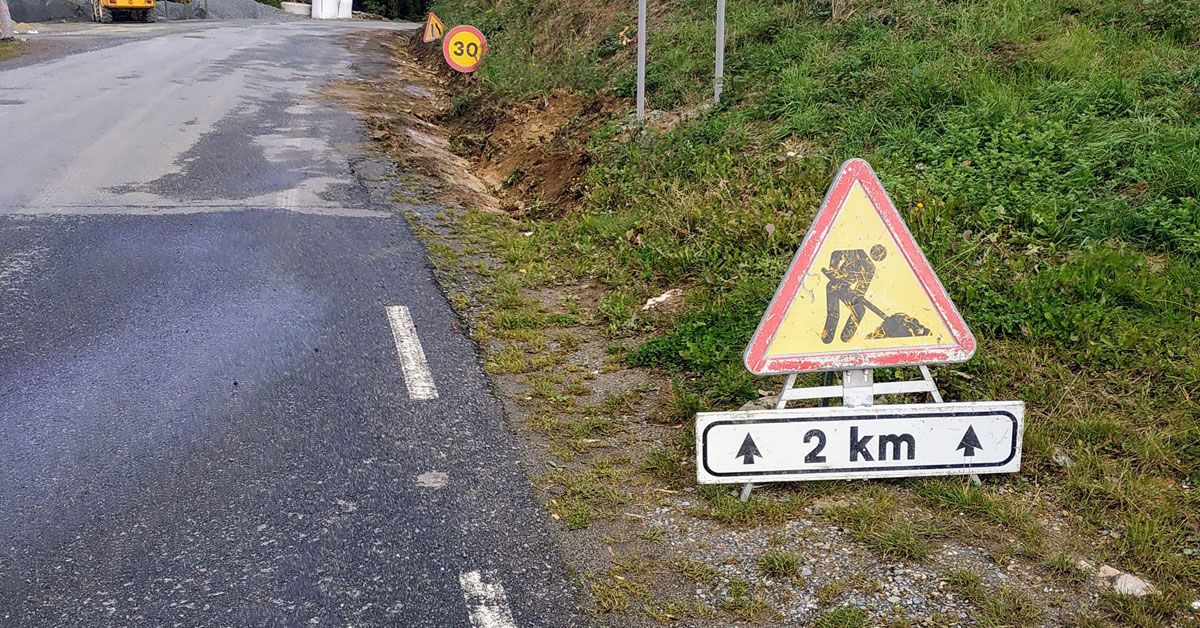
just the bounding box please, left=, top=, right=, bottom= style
left=423, top=12, right=446, bottom=43
left=743, top=159, right=975, bottom=375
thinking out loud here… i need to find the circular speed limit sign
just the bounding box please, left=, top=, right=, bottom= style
left=442, top=25, right=488, bottom=73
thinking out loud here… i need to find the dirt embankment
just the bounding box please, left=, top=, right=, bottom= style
left=332, top=29, right=616, bottom=218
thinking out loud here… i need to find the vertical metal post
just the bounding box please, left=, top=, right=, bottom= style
left=841, top=369, right=874, bottom=407
left=713, top=0, right=725, bottom=104
left=0, top=0, right=15, bottom=41
left=636, top=0, right=647, bottom=119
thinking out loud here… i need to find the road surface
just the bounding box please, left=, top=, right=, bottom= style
left=0, top=20, right=581, bottom=627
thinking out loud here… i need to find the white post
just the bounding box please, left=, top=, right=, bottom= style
left=636, top=0, right=647, bottom=119
left=714, top=0, right=725, bottom=104
left=0, top=0, right=15, bottom=41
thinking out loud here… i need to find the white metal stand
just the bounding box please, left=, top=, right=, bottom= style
left=738, top=365, right=976, bottom=501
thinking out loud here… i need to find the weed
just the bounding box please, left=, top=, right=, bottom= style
left=485, top=346, right=527, bottom=374
left=447, top=291, right=471, bottom=312
left=641, top=446, right=687, bottom=487
left=639, top=525, right=665, bottom=543
left=0, top=41, right=22, bottom=64
left=823, top=491, right=944, bottom=561
left=872, top=523, right=937, bottom=561
left=980, top=587, right=1042, bottom=627
left=694, top=485, right=806, bottom=525
left=567, top=415, right=618, bottom=438
left=814, top=606, right=868, bottom=628
left=757, top=551, right=803, bottom=581
left=552, top=497, right=594, bottom=530
left=817, top=581, right=844, bottom=605
left=677, top=558, right=720, bottom=586
left=720, top=578, right=776, bottom=622
left=1044, top=553, right=1089, bottom=585
left=946, top=568, right=984, bottom=601
left=651, top=380, right=705, bottom=425
left=1099, top=588, right=1190, bottom=628
left=590, top=576, right=651, bottom=613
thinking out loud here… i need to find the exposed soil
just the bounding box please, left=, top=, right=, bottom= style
left=328, top=31, right=499, bottom=212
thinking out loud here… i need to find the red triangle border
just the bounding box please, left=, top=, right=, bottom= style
left=743, top=159, right=976, bottom=375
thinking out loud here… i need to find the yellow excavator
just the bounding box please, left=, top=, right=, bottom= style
left=92, top=0, right=155, bottom=22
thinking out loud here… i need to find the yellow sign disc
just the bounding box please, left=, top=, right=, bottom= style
left=442, top=25, right=488, bottom=73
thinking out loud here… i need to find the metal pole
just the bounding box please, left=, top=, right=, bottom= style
left=714, top=0, right=725, bottom=104
left=0, top=0, right=15, bottom=41
left=636, top=0, right=646, bottom=119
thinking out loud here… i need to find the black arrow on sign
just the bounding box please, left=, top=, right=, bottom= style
left=957, top=425, right=983, bottom=457
left=736, top=433, right=762, bottom=465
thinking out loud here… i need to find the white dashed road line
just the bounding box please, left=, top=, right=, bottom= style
left=459, top=570, right=518, bottom=628
left=385, top=305, right=439, bottom=400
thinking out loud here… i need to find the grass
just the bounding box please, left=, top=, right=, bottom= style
left=814, top=606, right=869, bottom=628
left=428, top=0, right=1200, bottom=620
left=946, top=569, right=1043, bottom=627
left=980, top=587, right=1043, bottom=627
left=822, top=489, right=945, bottom=561
left=719, top=578, right=777, bottom=622
left=0, top=39, right=21, bottom=63
left=757, top=550, right=804, bottom=581
left=946, top=567, right=985, bottom=600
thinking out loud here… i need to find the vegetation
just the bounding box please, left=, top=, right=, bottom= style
left=0, top=39, right=21, bottom=63
left=431, top=0, right=1200, bottom=617
left=357, top=0, right=425, bottom=20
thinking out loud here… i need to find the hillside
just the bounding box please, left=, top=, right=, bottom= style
left=389, top=0, right=1200, bottom=624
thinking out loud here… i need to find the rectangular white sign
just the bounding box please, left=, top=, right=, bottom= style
left=697, top=401, right=1024, bottom=484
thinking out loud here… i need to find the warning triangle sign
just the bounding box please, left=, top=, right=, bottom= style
left=743, top=159, right=975, bottom=375
left=423, top=12, right=447, bottom=43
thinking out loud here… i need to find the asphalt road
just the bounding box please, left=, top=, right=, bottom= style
left=0, top=21, right=581, bottom=627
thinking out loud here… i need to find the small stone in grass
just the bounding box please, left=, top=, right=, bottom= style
left=1111, top=573, right=1157, bottom=597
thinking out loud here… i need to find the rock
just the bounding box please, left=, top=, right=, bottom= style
left=738, top=396, right=778, bottom=411
left=1095, top=565, right=1122, bottom=580
left=641, top=288, right=683, bottom=311
left=1076, top=559, right=1095, bottom=574
left=1191, top=600, right=1200, bottom=611
left=1111, top=573, right=1157, bottom=597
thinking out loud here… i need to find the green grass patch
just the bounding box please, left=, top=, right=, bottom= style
left=434, top=0, right=1200, bottom=612
left=823, top=490, right=945, bottom=561
left=756, top=550, right=804, bottom=581
left=694, top=485, right=807, bottom=525
left=0, top=40, right=21, bottom=63
left=813, top=606, right=868, bottom=628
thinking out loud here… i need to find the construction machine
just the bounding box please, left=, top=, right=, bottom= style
left=92, top=0, right=154, bottom=22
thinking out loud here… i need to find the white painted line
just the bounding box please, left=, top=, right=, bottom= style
left=459, top=570, right=518, bottom=628
left=385, top=305, right=439, bottom=400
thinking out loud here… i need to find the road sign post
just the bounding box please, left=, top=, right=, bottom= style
left=1, top=0, right=15, bottom=41
left=636, top=0, right=647, bottom=119
left=704, top=159, right=1021, bottom=499
left=713, top=0, right=725, bottom=104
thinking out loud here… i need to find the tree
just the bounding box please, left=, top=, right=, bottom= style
left=356, top=0, right=425, bottom=20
